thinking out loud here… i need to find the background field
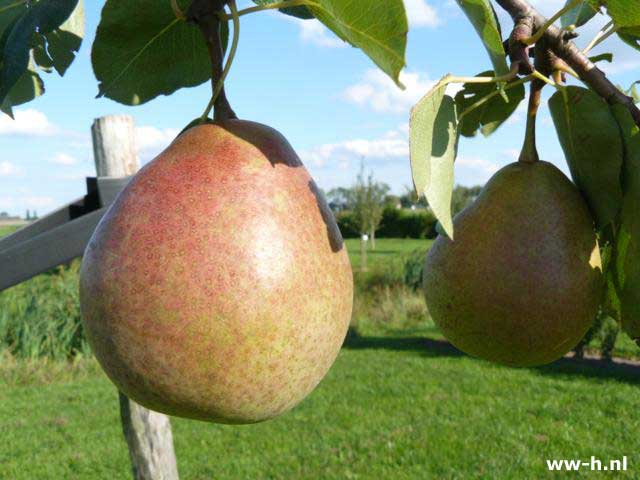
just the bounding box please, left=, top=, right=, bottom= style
left=0, top=232, right=639, bottom=479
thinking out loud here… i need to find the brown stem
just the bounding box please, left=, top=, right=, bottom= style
left=519, top=80, right=542, bottom=163
left=495, top=0, right=640, bottom=128
left=187, top=0, right=237, bottom=121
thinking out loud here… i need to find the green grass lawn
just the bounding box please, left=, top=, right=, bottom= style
left=1, top=341, right=638, bottom=479
left=0, top=224, right=19, bottom=237
left=345, top=238, right=430, bottom=269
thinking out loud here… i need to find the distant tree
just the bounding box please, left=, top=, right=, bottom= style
left=383, top=194, right=401, bottom=209
left=326, top=187, right=353, bottom=213
left=399, top=185, right=427, bottom=209
left=451, top=185, right=483, bottom=216
left=351, top=162, right=389, bottom=251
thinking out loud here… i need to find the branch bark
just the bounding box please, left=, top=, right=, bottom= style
left=495, top=0, right=640, bottom=127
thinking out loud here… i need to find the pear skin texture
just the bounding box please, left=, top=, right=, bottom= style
left=423, top=161, right=603, bottom=367
left=80, top=120, right=353, bottom=424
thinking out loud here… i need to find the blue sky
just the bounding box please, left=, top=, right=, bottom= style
left=0, top=0, right=638, bottom=216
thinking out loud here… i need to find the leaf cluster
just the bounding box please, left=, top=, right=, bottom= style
left=0, top=0, right=83, bottom=116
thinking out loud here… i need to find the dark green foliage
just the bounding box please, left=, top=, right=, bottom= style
left=0, top=260, right=88, bottom=359
left=377, top=207, right=438, bottom=239
left=337, top=207, right=437, bottom=239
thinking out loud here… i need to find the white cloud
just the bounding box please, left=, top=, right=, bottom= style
left=23, top=196, right=55, bottom=209
left=343, top=69, right=438, bottom=114
left=405, top=0, right=440, bottom=28
left=0, top=109, right=57, bottom=136
left=300, top=125, right=409, bottom=168
left=457, top=156, right=500, bottom=175
left=298, top=19, right=345, bottom=48
left=502, top=149, right=521, bottom=161
left=0, top=195, right=54, bottom=211
left=50, top=152, right=78, bottom=166
left=0, top=161, right=20, bottom=177
left=600, top=60, right=640, bottom=76
left=135, top=126, right=180, bottom=157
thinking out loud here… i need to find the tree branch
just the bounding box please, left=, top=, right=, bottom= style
left=495, top=0, right=640, bottom=128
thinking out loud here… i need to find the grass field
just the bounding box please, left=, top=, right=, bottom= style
left=1, top=234, right=639, bottom=478
left=345, top=238, right=430, bottom=269
left=0, top=224, right=19, bottom=237
left=1, top=338, right=638, bottom=479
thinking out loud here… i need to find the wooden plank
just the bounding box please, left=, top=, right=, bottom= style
left=0, top=208, right=106, bottom=292
left=97, top=176, right=132, bottom=206
left=92, top=114, right=180, bottom=480
left=0, top=197, right=85, bottom=254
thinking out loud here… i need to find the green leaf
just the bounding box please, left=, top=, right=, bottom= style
left=0, top=0, right=27, bottom=36
left=561, top=0, right=597, bottom=28
left=607, top=0, right=640, bottom=28
left=32, top=33, right=55, bottom=72
left=548, top=86, right=624, bottom=229
left=0, top=0, right=79, bottom=105
left=410, top=79, right=459, bottom=239
left=588, top=52, right=612, bottom=64
left=610, top=105, right=640, bottom=339
left=454, top=72, right=525, bottom=138
left=455, top=0, right=509, bottom=76
left=44, top=0, right=83, bottom=76
left=313, top=1, right=408, bottom=86
left=92, top=0, right=223, bottom=105
left=0, top=61, right=44, bottom=117
left=254, top=0, right=407, bottom=85
left=618, top=26, right=640, bottom=52
left=252, top=1, right=314, bottom=19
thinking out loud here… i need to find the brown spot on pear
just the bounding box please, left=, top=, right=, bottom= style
left=423, top=161, right=603, bottom=367
left=80, top=120, right=353, bottom=423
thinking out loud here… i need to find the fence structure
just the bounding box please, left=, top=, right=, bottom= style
left=0, top=115, right=179, bottom=480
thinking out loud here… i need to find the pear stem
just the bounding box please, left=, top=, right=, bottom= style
left=188, top=0, right=238, bottom=122
left=518, top=80, right=542, bottom=164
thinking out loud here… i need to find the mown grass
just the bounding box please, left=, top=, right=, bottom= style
left=345, top=237, right=429, bottom=270
left=0, top=224, right=19, bottom=237
left=1, top=235, right=639, bottom=478
left=1, top=340, right=638, bottom=479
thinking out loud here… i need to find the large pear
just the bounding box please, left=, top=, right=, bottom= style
left=80, top=120, right=353, bottom=423
left=423, top=161, right=603, bottom=367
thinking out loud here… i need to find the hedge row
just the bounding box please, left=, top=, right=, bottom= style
left=336, top=207, right=438, bottom=239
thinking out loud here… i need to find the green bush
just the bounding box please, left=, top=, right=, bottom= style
left=0, top=261, right=88, bottom=359
left=337, top=207, right=438, bottom=239
left=335, top=210, right=360, bottom=238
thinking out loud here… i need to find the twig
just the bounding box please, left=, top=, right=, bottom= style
left=520, top=0, right=581, bottom=46
left=583, top=21, right=619, bottom=55
left=443, top=64, right=519, bottom=85
left=219, top=0, right=313, bottom=20
left=495, top=0, right=640, bottom=128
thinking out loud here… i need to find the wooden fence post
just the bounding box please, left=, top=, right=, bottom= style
left=91, top=115, right=180, bottom=480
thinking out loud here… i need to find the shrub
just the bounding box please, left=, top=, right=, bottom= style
left=0, top=260, right=88, bottom=359
left=335, top=210, right=360, bottom=238
left=377, top=207, right=438, bottom=239
left=336, top=207, right=438, bottom=239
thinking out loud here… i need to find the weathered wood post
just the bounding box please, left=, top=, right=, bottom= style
left=91, top=115, right=180, bottom=480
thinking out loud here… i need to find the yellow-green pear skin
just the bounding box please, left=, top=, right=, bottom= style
left=423, top=161, right=603, bottom=367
